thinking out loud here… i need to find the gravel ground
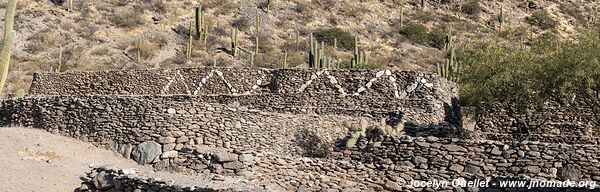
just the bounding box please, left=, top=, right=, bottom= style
left=0, top=127, right=151, bottom=192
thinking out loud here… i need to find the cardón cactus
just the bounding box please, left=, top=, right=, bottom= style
left=0, top=0, right=18, bottom=96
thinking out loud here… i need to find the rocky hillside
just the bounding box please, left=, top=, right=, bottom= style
left=2, top=0, right=599, bottom=97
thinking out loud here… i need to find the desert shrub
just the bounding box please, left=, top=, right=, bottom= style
left=294, top=1, right=314, bottom=20
left=559, top=3, right=586, bottom=23
left=399, top=23, right=429, bottom=45
left=412, top=11, right=436, bottom=23
left=460, top=1, right=482, bottom=15
left=142, top=0, right=168, bottom=14
left=339, top=4, right=368, bottom=18
left=526, top=11, right=557, bottom=30
left=313, top=27, right=355, bottom=50
left=127, top=38, right=157, bottom=60
left=110, top=8, right=144, bottom=28
left=427, top=27, right=447, bottom=49
left=311, top=0, right=337, bottom=11
left=356, top=62, right=387, bottom=69
left=26, top=29, right=67, bottom=54
left=90, top=46, right=110, bottom=56
left=231, top=17, right=251, bottom=31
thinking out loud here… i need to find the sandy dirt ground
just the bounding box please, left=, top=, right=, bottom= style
left=0, top=127, right=150, bottom=192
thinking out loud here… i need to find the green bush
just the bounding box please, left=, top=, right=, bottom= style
left=526, top=11, right=557, bottom=30
left=461, top=1, right=482, bottom=15
left=313, top=27, right=355, bottom=50
left=400, top=24, right=450, bottom=49
left=458, top=29, right=600, bottom=129
left=399, top=23, right=429, bottom=45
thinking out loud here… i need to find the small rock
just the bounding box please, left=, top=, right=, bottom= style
left=223, top=161, right=245, bottom=170
left=339, top=179, right=357, bottom=188
left=158, top=137, right=176, bottom=144
left=214, top=151, right=238, bottom=162
left=161, top=151, right=178, bottom=159
left=166, top=108, right=176, bottom=114
left=239, top=154, right=254, bottom=163
left=443, top=144, right=467, bottom=152
left=490, top=147, right=502, bottom=155
left=384, top=180, right=402, bottom=191
left=152, top=15, right=165, bottom=22
left=449, top=164, right=464, bottom=173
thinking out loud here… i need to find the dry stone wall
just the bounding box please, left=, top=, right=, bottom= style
left=28, top=68, right=459, bottom=126
left=0, top=95, right=351, bottom=157
left=77, top=135, right=600, bottom=192
left=462, top=104, right=598, bottom=142
left=3, top=67, right=599, bottom=191
left=29, top=68, right=455, bottom=99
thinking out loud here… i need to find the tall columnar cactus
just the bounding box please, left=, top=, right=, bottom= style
left=230, top=27, right=239, bottom=57
left=203, top=22, right=210, bottom=47
left=187, top=21, right=193, bottom=59
left=283, top=50, right=288, bottom=68
left=350, top=36, right=368, bottom=68
left=437, top=27, right=460, bottom=82
left=333, top=38, right=337, bottom=57
left=308, top=34, right=329, bottom=69
left=195, top=6, right=204, bottom=39
left=399, top=6, right=404, bottom=28
left=250, top=53, right=254, bottom=68
left=58, top=47, right=63, bottom=72
left=309, top=33, right=315, bottom=68
left=255, top=8, right=260, bottom=56
left=498, top=5, right=504, bottom=31
left=0, top=0, right=17, bottom=96
left=265, top=0, right=271, bottom=13
left=67, top=0, right=74, bottom=11
left=295, top=32, right=299, bottom=50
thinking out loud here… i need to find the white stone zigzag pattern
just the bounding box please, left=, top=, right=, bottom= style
left=162, top=69, right=264, bottom=95
left=162, top=69, right=433, bottom=97
left=161, top=70, right=191, bottom=95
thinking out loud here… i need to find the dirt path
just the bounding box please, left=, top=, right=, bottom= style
left=0, top=127, right=150, bottom=192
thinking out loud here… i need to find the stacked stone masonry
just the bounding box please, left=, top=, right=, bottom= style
left=1, top=67, right=598, bottom=191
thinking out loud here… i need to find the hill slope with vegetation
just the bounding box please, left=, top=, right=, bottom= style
left=1, top=0, right=599, bottom=99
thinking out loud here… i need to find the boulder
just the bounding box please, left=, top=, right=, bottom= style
left=132, top=141, right=162, bottom=164
left=92, top=171, right=114, bottom=190
left=559, top=165, right=581, bottom=181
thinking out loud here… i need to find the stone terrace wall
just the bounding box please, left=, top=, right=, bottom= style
left=26, top=68, right=460, bottom=125
left=0, top=96, right=351, bottom=158
left=343, top=136, right=600, bottom=183
left=238, top=136, right=600, bottom=191
left=79, top=136, right=600, bottom=192
left=463, top=104, right=597, bottom=139
left=30, top=68, right=457, bottom=99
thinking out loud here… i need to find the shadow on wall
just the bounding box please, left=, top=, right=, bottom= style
left=294, top=128, right=333, bottom=158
